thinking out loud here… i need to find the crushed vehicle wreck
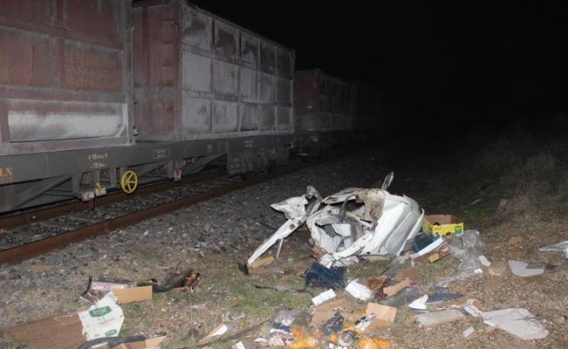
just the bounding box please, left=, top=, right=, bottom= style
left=248, top=173, right=424, bottom=267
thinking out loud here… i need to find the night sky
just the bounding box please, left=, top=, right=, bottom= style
left=190, top=0, right=568, bottom=126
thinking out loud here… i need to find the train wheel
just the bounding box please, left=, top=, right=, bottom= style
left=120, top=170, right=138, bottom=194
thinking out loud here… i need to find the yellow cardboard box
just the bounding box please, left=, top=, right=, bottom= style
left=423, top=215, right=464, bottom=237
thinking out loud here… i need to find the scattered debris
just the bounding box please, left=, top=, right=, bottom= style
left=345, top=280, right=374, bottom=301
left=198, top=323, right=229, bottom=345
left=233, top=341, right=247, bottom=349
left=408, top=295, right=428, bottom=310
left=138, top=268, right=201, bottom=294
left=78, top=333, right=166, bottom=349
left=436, top=230, right=487, bottom=286
left=416, top=309, right=466, bottom=327
left=305, top=263, right=347, bottom=289
left=382, top=278, right=412, bottom=298
left=79, top=292, right=124, bottom=340
left=268, top=309, right=298, bottom=346
left=410, top=238, right=451, bottom=264
left=539, top=240, right=568, bottom=259
left=248, top=255, right=276, bottom=269
left=2, top=290, right=164, bottom=349
left=312, top=289, right=337, bottom=306
left=481, top=308, right=549, bottom=340
left=508, top=260, right=546, bottom=277
left=248, top=173, right=424, bottom=268
left=422, top=214, right=464, bottom=237
left=463, top=326, right=476, bottom=339
left=80, top=276, right=152, bottom=303
left=30, top=264, right=53, bottom=273
left=366, top=302, right=397, bottom=327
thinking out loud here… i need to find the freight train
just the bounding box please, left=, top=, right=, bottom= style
left=0, top=0, right=384, bottom=215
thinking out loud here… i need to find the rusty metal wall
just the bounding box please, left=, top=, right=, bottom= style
left=293, top=69, right=355, bottom=131
left=133, top=0, right=295, bottom=142
left=0, top=0, right=133, bottom=155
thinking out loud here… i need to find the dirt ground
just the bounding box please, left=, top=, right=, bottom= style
left=2, top=117, right=568, bottom=349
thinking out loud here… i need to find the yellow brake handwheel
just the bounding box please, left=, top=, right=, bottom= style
left=120, top=170, right=138, bottom=194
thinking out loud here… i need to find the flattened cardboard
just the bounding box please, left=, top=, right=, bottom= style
left=30, top=264, right=53, bottom=273
left=249, top=255, right=275, bottom=269
left=383, top=278, right=411, bottom=297
left=127, top=335, right=167, bottom=349
left=1, top=314, right=85, bottom=349
left=310, top=298, right=348, bottom=326
left=416, top=309, right=465, bottom=327
left=2, top=288, right=154, bottom=349
left=114, top=286, right=153, bottom=304
left=366, top=302, right=397, bottom=327
left=1, top=315, right=164, bottom=349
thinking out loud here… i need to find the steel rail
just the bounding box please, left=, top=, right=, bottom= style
left=0, top=168, right=286, bottom=265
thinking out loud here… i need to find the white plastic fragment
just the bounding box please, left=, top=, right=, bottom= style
left=345, top=280, right=374, bottom=301
left=233, top=341, right=246, bottom=349
left=463, top=303, right=482, bottom=318
left=463, top=326, right=475, bottom=338
left=408, top=294, right=428, bottom=310
left=478, top=255, right=491, bottom=266
left=539, top=240, right=568, bottom=258
left=508, top=260, right=545, bottom=277
left=198, top=324, right=228, bottom=344
left=312, top=289, right=337, bottom=306
left=481, top=308, right=548, bottom=340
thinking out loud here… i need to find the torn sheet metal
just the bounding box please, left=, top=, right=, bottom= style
left=247, top=186, right=321, bottom=266
left=247, top=174, right=424, bottom=267
left=313, top=187, right=424, bottom=267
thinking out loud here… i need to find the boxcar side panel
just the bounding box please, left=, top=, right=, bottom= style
left=0, top=0, right=132, bottom=155
left=133, top=1, right=294, bottom=141
left=132, top=3, right=179, bottom=138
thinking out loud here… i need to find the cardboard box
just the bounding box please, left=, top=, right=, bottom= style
left=1, top=289, right=158, bottom=349
left=423, top=215, right=464, bottom=237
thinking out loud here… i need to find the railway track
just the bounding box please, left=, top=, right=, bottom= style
left=0, top=159, right=315, bottom=266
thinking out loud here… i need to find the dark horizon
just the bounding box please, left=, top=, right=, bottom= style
left=188, top=0, right=568, bottom=125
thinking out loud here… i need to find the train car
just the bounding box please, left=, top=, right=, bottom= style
left=0, top=1, right=382, bottom=216
left=131, top=0, right=295, bottom=175
left=293, top=69, right=382, bottom=157
left=0, top=0, right=295, bottom=214
left=0, top=0, right=138, bottom=213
